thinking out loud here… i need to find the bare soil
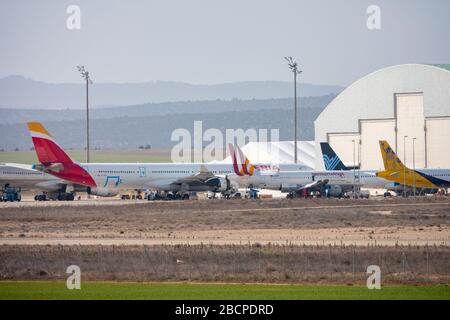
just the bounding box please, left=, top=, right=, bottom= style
left=0, top=198, right=448, bottom=246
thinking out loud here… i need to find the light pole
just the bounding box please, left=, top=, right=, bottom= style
left=352, top=139, right=356, bottom=197
left=403, top=135, right=408, bottom=197
left=412, top=137, right=416, bottom=197
left=77, top=66, right=93, bottom=163
left=285, top=57, right=302, bottom=163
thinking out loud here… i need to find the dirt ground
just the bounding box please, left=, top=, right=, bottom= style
left=0, top=197, right=448, bottom=246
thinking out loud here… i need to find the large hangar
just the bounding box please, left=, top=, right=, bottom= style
left=314, top=64, right=450, bottom=170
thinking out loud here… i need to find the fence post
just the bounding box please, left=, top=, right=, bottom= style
left=352, top=247, right=355, bottom=281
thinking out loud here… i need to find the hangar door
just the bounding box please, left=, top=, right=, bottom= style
left=395, top=93, right=426, bottom=168
left=327, top=133, right=360, bottom=168
left=426, top=117, right=450, bottom=168
left=360, top=119, right=395, bottom=170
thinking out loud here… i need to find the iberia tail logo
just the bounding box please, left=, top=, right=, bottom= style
left=228, top=144, right=255, bottom=176
left=27, top=122, right=97, bottom=187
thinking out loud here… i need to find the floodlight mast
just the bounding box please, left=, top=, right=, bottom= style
left=77, top=65, right=93, bottom=163
left=285, top=57, right=302, bottom=163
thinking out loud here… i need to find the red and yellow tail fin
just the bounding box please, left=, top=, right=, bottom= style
left=27, top=122, right=96, bottom=187
left=27, top=122, right=74, bottom=165
left=228, top=144, right=255, bottom=176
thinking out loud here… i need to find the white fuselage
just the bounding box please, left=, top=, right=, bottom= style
left=78, top=162, right=306, bottom=191
left=242, top=168, right=450, bottom=192
left=0, top=163, right=64, bottom=191
left=235, top=169, right=391, bottom=191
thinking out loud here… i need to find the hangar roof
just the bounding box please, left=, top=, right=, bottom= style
left=431, top=64, right=450, bottom=71
left=314, top=63, right=450, bottom=169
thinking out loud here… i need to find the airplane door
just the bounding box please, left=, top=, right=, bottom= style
left=139, top=167, right=146, bottom=178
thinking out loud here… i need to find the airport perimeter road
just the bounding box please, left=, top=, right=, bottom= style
left=0, top=197, right=448, bottom=246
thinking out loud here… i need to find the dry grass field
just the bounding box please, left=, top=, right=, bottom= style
left=0, top=197, right=448, bottom=286
left=0, top=244, right=449, bottom=285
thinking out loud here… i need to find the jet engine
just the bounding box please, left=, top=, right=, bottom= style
left=87, top=187, right=119, bottom=197
left=205, top=176, right=230, bottom=192
left=327, top=184, right=343, bottom=197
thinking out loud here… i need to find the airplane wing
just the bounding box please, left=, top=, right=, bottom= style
left=298, top=179, right=329, bottom=191
left=171, top=165, right=215, bottom=185
left=170, top=165, right=230, bottom=192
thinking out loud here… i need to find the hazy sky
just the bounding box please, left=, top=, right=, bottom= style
left=0, top=0, right=449, bottom=86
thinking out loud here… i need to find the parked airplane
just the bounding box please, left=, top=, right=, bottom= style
left=320, top=142, right=403, bottom=192
left=229, top=144, right=330, bottom=193
left=320, top=142, right=350, bottom=171
left=0, top=162, right=85, bottom=200
left=376, top=140, right=450, bottom=192
left=232, top=142, right=403, bottom=198
left=27, top=122, right=305, bottom=197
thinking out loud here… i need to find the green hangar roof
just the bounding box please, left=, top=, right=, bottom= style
left=430, top=64, right=450, bottom=71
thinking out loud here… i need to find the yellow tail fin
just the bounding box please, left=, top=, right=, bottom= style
left=379, top=140, right=406, bottom=172
left=377, top=140, right=437, bottom=189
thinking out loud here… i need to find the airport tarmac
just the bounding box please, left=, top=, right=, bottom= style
left=1, top=197, right=448, bottom=247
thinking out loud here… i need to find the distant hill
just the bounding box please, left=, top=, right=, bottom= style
left=0, top=95, right=335, bottom=125
left=0, top=95, right=335, bottom=151
left=0, top=75, right=343, bottom=109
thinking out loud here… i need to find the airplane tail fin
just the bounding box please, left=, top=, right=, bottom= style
left=228, top=144, right=255, bottom=176
left=379, top=140, right=406, bottom=172
left=27, top=122, right=74, bottom=165
left=320, top=142, right=349, bottom=170
left=377, top=140, right=438, bottom=189
left=27, top=122, right=96, bottom=187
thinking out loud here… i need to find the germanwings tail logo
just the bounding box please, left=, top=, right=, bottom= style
left=228, top=144, right=255, bottom=176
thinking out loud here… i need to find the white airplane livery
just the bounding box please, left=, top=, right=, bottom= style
left=0, top=162, right=86, bottom=200
left=233, top=151, right=389, bottom=196
left=27, top=122, right=305, bottom=196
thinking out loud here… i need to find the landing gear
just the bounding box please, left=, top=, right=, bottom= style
left=34, top=192, right=75, bottom=201
left=146, top=191, right=194, bottom=201
left=57, top=193, right=75, bottom=201
left=181, top=193, right=190, bottom=200
left=34, top=194, right=47, bottom=201
left=120, top=190, right=144, bottom=200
